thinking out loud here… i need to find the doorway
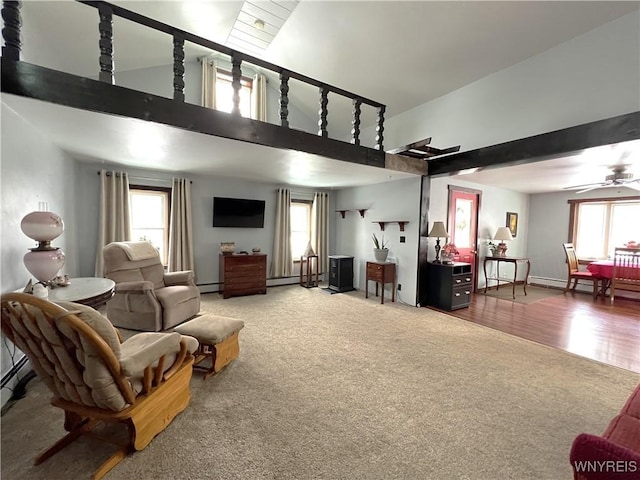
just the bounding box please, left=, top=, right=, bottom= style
left=447, top=186, right=481, bottom=292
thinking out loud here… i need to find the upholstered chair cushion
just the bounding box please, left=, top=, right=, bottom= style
left=55, top=301, right=127, bottom=410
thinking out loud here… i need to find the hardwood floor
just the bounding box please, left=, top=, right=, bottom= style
left=441, top=288, right=640, bottom=373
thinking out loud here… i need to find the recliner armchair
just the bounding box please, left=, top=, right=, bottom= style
left=103, top=241, right=201, bottom=331
left=0, top=293, right=199, bottom=480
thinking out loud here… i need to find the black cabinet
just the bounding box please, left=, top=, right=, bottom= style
left=328, top=255, right=354, bottom=293
left=426, top=262, right=472, bottom=311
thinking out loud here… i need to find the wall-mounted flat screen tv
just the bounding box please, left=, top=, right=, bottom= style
left=213, top=197, right=265, bottom=228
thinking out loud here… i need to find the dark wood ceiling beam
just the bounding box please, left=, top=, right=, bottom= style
left=427, top=112, right=640, bottom=176
left=1, top=58, right=386, bottom=169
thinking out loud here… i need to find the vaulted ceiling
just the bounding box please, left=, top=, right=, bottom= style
left=6, top=1, right=640, bottom=192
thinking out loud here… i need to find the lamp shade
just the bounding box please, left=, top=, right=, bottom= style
left=493, top=226, right=513, bottom=242
left=428, top=221, right=449, bottom=238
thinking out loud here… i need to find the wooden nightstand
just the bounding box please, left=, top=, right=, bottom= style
left=365, top=261, right=396, bottom=304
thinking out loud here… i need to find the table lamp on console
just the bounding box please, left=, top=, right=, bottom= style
left=493, top=226, right=513, bottom=257
left=21, top=203, right=66, bottom=286
left=428, top=221, right=449, bottom=263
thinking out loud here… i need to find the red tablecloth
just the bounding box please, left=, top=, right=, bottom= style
left=587, top=260, right=640, bottom=279
left=587, top=260, right=614, bottom=279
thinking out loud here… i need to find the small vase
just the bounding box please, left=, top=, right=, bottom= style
left=373, top=248, right=388, bottom=262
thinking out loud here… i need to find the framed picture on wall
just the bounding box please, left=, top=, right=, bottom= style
left=506, top=212, right=518, bottom=238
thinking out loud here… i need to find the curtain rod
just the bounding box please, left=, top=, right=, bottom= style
left=97, top=171, right=192, bottom=184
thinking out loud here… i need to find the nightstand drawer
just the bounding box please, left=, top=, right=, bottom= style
left=451, top=285, right=471, bottom=309
left=452, top=273, right=472, bottom=287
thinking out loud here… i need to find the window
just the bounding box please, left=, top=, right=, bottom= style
left=570, top=197, right=640, bottom=259
left=129, top=187, right=171, bottom=265
left=291, top=201, right=312, bottom=260
left=215, top=70, right=252, bottom=117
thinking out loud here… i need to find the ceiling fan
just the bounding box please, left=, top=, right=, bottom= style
left=563, top=165, right=640, bottom=194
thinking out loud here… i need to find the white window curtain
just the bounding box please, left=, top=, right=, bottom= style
left=201, top=58, right=217, bottom=109
left=312, top=192, right=330, bottom=273
left=95, top=169, right=131, bottom=276
left=168, top=178, right=194, bottom=272
left=271, top=188, right=292, bottom=277
left=251, top=73, right=267, bottom=121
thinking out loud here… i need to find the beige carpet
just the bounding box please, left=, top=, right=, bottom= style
left=482, top=284, right=564, bottom=304
left=1, top=286, right=638, bottom=480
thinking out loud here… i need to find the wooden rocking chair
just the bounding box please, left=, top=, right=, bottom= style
left=1, top=293, right=198, bottom=479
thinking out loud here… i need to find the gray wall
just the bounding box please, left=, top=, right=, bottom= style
left=74, top=161, right=335, bottom=291
left=429, top=176, right=530, bottom=289
left=528, top=187, right=640, bottom=290
left=0, top=103, right=79, bottom=405
left=335, top=177, right=422, bottom=305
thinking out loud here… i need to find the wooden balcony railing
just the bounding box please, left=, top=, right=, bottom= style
left=1, top=0, right=386, bottom=150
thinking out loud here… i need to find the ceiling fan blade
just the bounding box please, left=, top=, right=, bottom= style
left=575, top=185, right=605, bottom=194
left=563, top=182, right=604, bottom=190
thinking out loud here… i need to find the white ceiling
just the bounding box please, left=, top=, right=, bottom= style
left=5, top=1, right=640, bottom=193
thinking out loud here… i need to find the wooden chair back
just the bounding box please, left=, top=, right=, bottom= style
left=612, top=247, right=640, bottom=294
left=1, top=293, right=136, bottom=411
left=563, top=243, right=580, bottom=273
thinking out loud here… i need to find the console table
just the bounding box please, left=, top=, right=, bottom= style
left=219, top=253, right=267, bottom=299
left=366, top=261, right=396, bottom=304
left=483, top=256, right=531, bottom=299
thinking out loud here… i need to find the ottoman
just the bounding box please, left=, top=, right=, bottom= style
left=174, top=315, right=245, bottom=379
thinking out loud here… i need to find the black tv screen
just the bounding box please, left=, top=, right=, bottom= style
left=213, top=197, right=265, bottom=228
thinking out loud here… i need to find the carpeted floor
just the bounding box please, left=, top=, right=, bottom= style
left=1, top=285, right=638, bottom=480
left=481, top=284, right=564, bottom=304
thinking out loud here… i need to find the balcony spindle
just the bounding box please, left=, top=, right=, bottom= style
left=279, top=73, right=290, bottom=128
left=375, top=105, right=386, bottom=151
left=318, top=87, right=328, bottom=137
left=1, top=0, right=22, bottom=60
left=172, top=33, right=185, bottom=102
left=98, top=4, right=114, bottom=84
left=231, top=54, right=242, bottom=115
left=351, top=98, right=362, bottom=145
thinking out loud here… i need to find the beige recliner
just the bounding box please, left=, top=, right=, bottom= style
left=103, top=241, right=200, bottom=331
left=0, top=293, right=199, bottom=479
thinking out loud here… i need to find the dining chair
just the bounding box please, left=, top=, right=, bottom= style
left=610, top=247, right=640, bottom=304
left=562, top=243, right=600, bottom=299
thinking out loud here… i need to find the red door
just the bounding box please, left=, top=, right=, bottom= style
left=447, top=187, right=480, bottom=291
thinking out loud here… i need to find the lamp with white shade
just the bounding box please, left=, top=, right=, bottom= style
left=428, top=221, right=449, bottom=263
left=21, top=203, right=66, bottom=285
left=493, top=226, right=513, bottom=257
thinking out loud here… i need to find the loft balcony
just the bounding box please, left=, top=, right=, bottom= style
left=1, top=0, right=427, bottom=178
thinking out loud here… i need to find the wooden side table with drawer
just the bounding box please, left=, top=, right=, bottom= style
left=366, top=261, right=396, bottom=304
left=426, top=262, right=472, bottom=311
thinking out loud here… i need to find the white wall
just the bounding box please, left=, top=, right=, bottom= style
left=0, top=102, right=79, bottom=405
left=335, top=177, right=422, bottom=305
left=528, top=187, right=640, bottom=290
left=429, top=176, right=530, bottom=289
left=74, top=161, right=335, bottom=291
left=378, top=11, right=640, bottom=152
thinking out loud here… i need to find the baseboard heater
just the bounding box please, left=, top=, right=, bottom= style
left=1, top=354, right=27, bottom=389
